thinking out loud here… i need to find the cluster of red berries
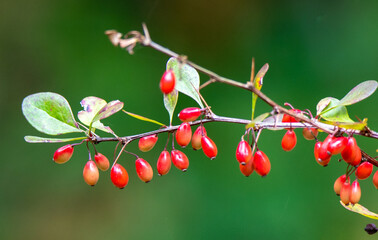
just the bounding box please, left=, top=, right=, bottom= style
left=52, top=107, right=218, bottom=189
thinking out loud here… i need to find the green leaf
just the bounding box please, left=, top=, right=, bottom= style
left=340, top=201, right=378, bottom=220
left=338, top=80, right=378, bottom=106
left=78, top=96, right=123, bottom=134
left=246, top=112, right=270, bottom=129
left=163, top=89, right=179, bottom=125
left=166, top=57, right=203, bottom=108
left=321, top=118, right=368, bottom=131
left=317, top=97, right=354, bottom=123
left=123, top=110, right=165, bottom=126
left=25, top=136, right=86, bottom=143
left=252, top=64, right=269, bottom=120
left=22, top=92, right=83, bottom=135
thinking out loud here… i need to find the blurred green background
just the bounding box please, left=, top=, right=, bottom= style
left=1, top=0, right=378, bottom=239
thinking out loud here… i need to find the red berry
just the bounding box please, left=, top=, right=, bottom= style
left=341, top=137, right=359, bottom=164
left=253, top=150, right=271, bottom=177
left=135, top=158, right=153, bottom=183
left=236, top=140, right=252, bottom=164
left=281, top=130, right=297, bottom=151
left=350, top=180, right=361, bottom=205
left=53, top=145, right=74, bottom=164
left=201, top=136, right=218, bottom=160
left=171, top=150, right=189, bottom=171
left=83, top=160, right=99, bottom=186
left=350, top=146, right=362, bottom=166
left=340, top=181, right=351, bottom=205
left=334, top=174, right=349, bottom=195
left=327, top=136, right=347, bottom=155
left=314, top=141, right=330, bottom=166
left=191, top=126, right=207, bottom=150
left=94, top=153, right=110, bottom=171
left=138, top=134, right=158, bottom=152
left=111, top=163, right=129, bottom=189
left=373, top=170, right=378, bottom=189
left=160, top=70, right=176, bottom=94
left=239, top=156, right=254, bottom=177
left=355, top=162, right=373, bottom=180
left=282, top=109, right=302, bottom=123
left=176, top=123, right=192, bottom=147
left=178, top=107, right=202, bottom=122
left=157, top=150, right=171, bottom=176
left=318, top=135, right=333, bottom=161
left=302, top=128, right=318, bottom=140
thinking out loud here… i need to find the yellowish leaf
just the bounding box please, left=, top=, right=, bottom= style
left=123, top=110, right=165, bottom=127
left=340, top=201, right=378, bottom=220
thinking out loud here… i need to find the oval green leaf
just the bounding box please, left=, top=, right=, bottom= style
left=318, top=97, right=354, bottom=123
left=340, top=201, right=378, bottom=220
left=93, top=100, right=124, bottom=122
left=25, top=136, right=87, bottom=143
left=166, top=57, right=203, bottom=108
left=339, top=80, right=378, bottom=106
left=22, top=92, right=82, bottom=135
left=163, top=89, right=179, bottom=124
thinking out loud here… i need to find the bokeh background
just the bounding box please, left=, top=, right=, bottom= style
left=1, top=0, right=378, bottom=239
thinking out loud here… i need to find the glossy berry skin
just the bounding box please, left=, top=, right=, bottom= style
left=373, top=170, right=378, bottom=189
left=281, top=130, right=297, bottom=151
left=178, top=107, right=202, bottom=122
left=282, top=109, right=301, bottom=123
left=171, top=150, right=189, bottom=171
left=160, top=70, right=176, bottom=94
left=201, top=136, right=218, bottom=160
left=111, top=163, right=129, bottom=189
left=334, top=175, right=350, bottom=195
left=302, top=128, right=318, bottom=140
left=135, top=158, right=153, bottom=183
left=191, top=126, right=207, bottom=150
left=236, top=140, right=252, bottom=165
left=327, top=136, right=347, bottom=155
left=340, top=181, right=351, bottom=205
left=341, top=137, right=358, bottom=163
left=53, top=145, right=74, bottom=164
left=253, top=150, right=271, bottom=177
left=138, top=134, right=158, bottom=152
left=176, top=123, right=192, bottom=147
left=314, top=141, right=330, bottom=166
left=355, top=162, right=373, bottom=180
left=239, top=156, right=254, bottom=177
left=94, top=153, right=110, bottom=171
left=83, top=161, right=99, bottom=186
left=157, top=151, right=171, bottom=176
left=350, top=180, right=361, bottom=205
left=318, top=135, right=334, bottom=161
left=350, top=147, right=362, bottom=166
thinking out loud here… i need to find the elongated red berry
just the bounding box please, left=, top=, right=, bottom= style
left=302, top=127, right=318, bottom=140
left=282, top=109, right=301, bottom=123
left=281, top=130, right=297, bottom=151
left=236, top=140, right=252, bottom=164
left=111, top=163, right=129, bottom=189
left=53, top=145, right=74, bottom=164
left=138, top=134, right=158, bottom=152
left=94, top=153, right=110, bottom=171
left=171, top=150, right=189, bottom=171
left=350, top=180, right=361, bottom=205
left=314, top=141, right=330, bottom=166
left=192, top=126, right=207, bottom=150
left=318, top=135, right=333, bottom=161
left=340, top=181, right=351, bottom=205
left=373, top=171, right=378, bottom=189
left=157, top=150, right=171, bottom=176
left=178, top=107, right=202, bottom=122
left=83, top=160, right=99, bottom=186
left=350, top=146, right=361, bottom=166
left=253, top=150, right=271, bottom=177
left=135, top=158, right=153, bottom=183
left=355, top=162, right=373, bottom=180
left=334, top=174, right=349, bottom=195
left=201, top=136, right=218, bottom=160
left=160, top=70, right=176, bottom=94
left=327, top=136, right=347, bottom=155
left=239, top=156, right=254, bottom=177
left=176, top=123, right=192, bottom=147
left=341, top=137, right=358, bottom=163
